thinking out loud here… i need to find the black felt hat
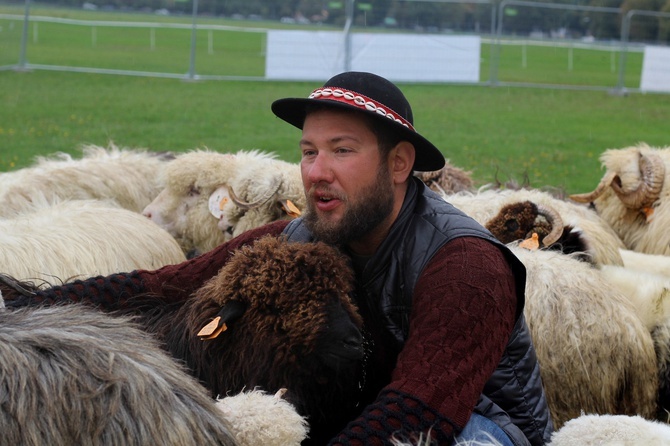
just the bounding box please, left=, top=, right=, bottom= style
left=271, top=71, right=445, bottom=172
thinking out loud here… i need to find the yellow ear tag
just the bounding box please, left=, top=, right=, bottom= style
left=282, top=200, right=302, bottom=218
left=197, top=316, right=228, bottom=340
left=519, top=233, right=540, bottom=251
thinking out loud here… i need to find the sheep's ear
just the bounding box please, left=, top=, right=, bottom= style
left=197, top=300, right=247, bottom=340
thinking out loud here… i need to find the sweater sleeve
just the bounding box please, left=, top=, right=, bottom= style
left=328, top=237, right=518, bottom=445
left=3, top=221, right=289, bottom=310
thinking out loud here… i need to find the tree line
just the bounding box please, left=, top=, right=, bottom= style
left=17, top=0, right=670, bottom=42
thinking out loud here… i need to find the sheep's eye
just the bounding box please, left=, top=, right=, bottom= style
left=188, top=185, right=200, bottom=197
left=505, top=219, right=519, bottom=232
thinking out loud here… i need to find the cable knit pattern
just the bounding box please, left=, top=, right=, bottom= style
left=329, top=389, right=458, bottom=445
left=330, top=237, right=517, bottom=445
left=5, top=273, right=144, bottom=308
left=395, top=238, right=517, bottom=425
left=139, top=220, right=289, bottom=301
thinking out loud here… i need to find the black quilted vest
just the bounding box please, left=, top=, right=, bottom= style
left=283, top=177, right=553, bottom=446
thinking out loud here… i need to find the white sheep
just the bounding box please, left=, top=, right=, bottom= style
left=652, top=317, right=670, bottom=419
left=0, top=143, right=171, bottom=216
left=0, top=198, right=186, bottom=285
left=599, top=263, right=670, bottom=332
left=443, top=187, right=626, bottom=267
left=598, top=262, right=670, bottom=419
left=548, top=413, right=670, bottom=445
left=620, top=248, right=670, bottom=278
left=216, top=388, right=309, bottom=446
left=510, top=245, right=659, bottom=429
left=142, top=149, right=304, bottom=256
left=570, top=143, right=670, bottom=255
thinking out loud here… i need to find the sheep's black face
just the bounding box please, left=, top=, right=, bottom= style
left=316, top=301, right=364, bottom=368
left=545, top=225, right=594, bottom=263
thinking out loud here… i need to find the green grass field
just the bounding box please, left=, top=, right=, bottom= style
left=0, top=4, right=668, bottom=195
left=2, top=69, right=668, bottom=195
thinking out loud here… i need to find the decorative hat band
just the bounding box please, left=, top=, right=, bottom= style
left=308, top=87, right=415, bottom=132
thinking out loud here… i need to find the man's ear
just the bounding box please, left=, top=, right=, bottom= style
left=390, top=141, right=416, bottom=184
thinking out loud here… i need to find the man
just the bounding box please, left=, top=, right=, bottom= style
left=4, top=72, right=552, bottom=445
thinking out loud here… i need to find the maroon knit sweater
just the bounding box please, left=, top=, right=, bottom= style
left=6, top=219, right=517, bottom=445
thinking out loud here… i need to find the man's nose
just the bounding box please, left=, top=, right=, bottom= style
left=306, top=153, right=334, bottom=184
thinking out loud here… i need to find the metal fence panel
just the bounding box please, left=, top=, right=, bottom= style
left=0, top=0, right=668, bottom=94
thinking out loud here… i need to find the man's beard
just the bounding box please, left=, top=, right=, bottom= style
left=303, top=162, right=395, bottom=246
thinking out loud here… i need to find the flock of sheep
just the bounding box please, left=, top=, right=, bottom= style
left=2, top=141, right=670, bottom=445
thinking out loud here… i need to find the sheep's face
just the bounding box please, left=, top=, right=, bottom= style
left=485, top=201, right=541, bottom=244
left=142, top=151, right=238, bottom=254
left=187, top=236, right=364, bottom=421
left=219, top=162, right=306, bottom=238
left=584, top=146, right=670, bottom=244
left=143, top=185, right=196, bottom=235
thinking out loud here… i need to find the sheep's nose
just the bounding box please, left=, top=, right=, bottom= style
left=343, top=331, right=363, bottom=349
left=142, top=210, right=152, bottom=219
left=338, top=330, right=364, bottom=362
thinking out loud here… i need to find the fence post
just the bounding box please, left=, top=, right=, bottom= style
left=17, top=0, right=31, bottom=71
left=343, top=0, right=354, bottom=72
left=488, top=2, right=496, bottom=86
left=491, top=0, right=509, bottom=86
left=186, top=0, right=199, bottom=81
left=615, top=10, right=633, bottom=95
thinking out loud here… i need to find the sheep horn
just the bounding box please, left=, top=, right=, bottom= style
left=610, top=151, right=665, bottom=210
left=569, top=171, right=617, bottom=203
left=228, top=179, right=282, bottom=210
left=535, top=204, right=564, bottom=247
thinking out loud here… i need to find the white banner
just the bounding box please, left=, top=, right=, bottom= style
left=265, top=30, right=480, bottom=83
left=640, top=46, right=670, bottom=93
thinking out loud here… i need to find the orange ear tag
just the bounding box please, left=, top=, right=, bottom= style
left=282, top=200, right=302, bottom=218
left=197, top=316, right=228, bottom=340
left=208, top=186, right=230, bottom=219
left=519, top=233, right=540, bottom=251
left=642, top=207, right=654, bottom=223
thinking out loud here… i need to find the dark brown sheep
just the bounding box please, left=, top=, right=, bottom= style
left=148, top=236, right=365, bottom=444
left=2, top=236, right=366, bottom=445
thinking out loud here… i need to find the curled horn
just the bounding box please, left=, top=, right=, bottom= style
left=228, top=179, right=282, bottom=210
left=610, top=151, right=665, bottom=210
left=569, top=171, right=617, bottom=203
left=535, top=204, right=564, bottom=247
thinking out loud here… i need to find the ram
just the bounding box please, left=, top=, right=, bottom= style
left=142, top=149, right=303, bottom=257
left=443, top=188, right=626, bottom=267
left=570, top=143, right=670, bottom=256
